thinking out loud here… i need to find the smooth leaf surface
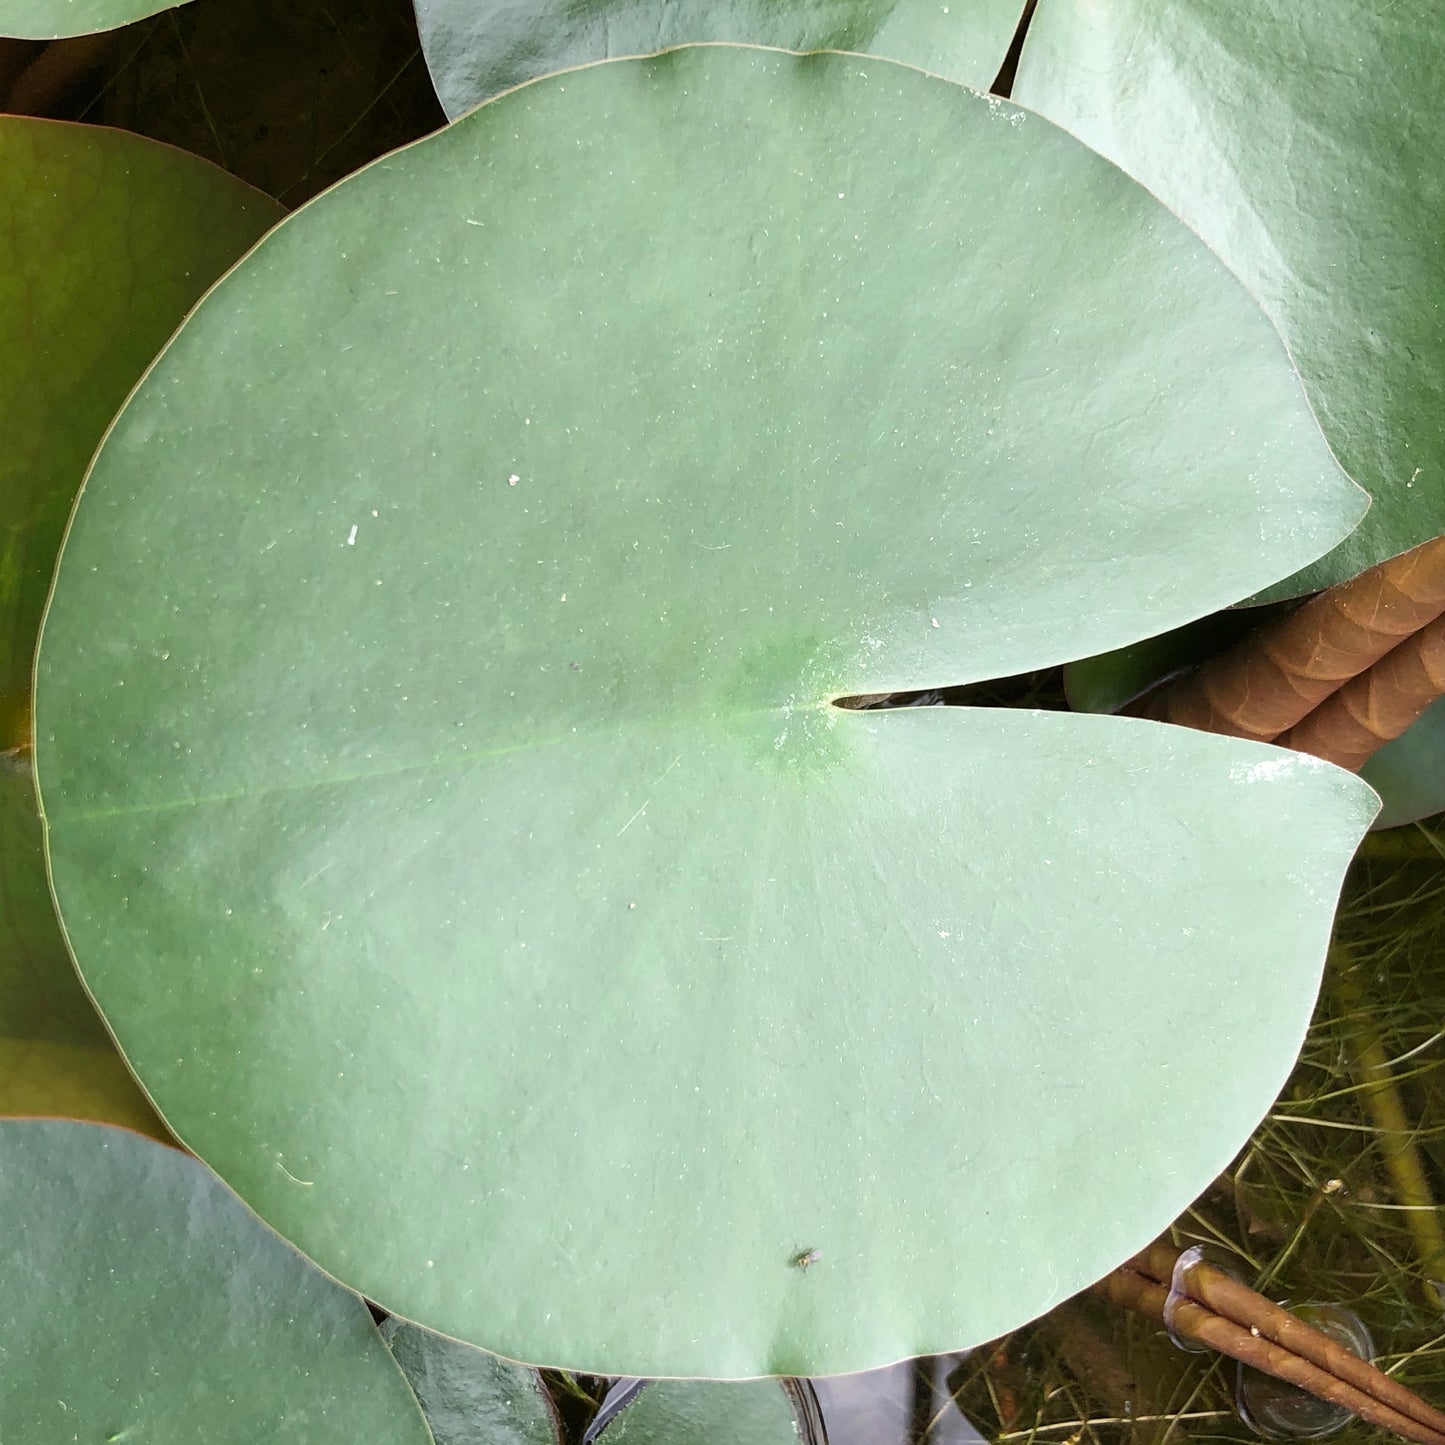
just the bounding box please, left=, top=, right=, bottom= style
left=37, top=49, right=1376, bottom=1376
left=0, top=1119, right=433, bottom=1442
left=0, top=118, right=279, bottom=1123
left=1361, top=698, right=1445, bottom=832
left=1013, top=0, right=1445, bottom=597
left=605, top=1380, right=799, bottom=1443
left=0, top=0, right=190, bottom=37
left=414, top=0, right=1027, bottom=119
left=381, top=1318, right=559, bottom=1445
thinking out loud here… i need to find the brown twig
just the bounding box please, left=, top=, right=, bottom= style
left=1137, top=536, right=1445, bottom=741
left=1094, top=1242, right=1445, bottom=1444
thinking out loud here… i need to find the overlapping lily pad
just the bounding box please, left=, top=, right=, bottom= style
left=0, top=117, right=280, bottom=1126
left=413, top=0, right=1028, bottom=119
left=0, top=1119, right=432, bottom=1442
left=0, top=0, right=190, bottom=38
left=1013, top=0, right=1445, bottom=596
left=382, top=1319, right=559, bottom=1445
left=604, top=1379, right=799, bottom=1443
left=35, top=48, right=1377, bottom=1375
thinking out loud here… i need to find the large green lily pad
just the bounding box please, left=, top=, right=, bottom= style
left=0, top=1119, right=432, bottom=1442
left=1013, top=0, right=1445, bottom=597
left=35, top=48, right=1376, bottom=1376
left=0, top=0, right=191, bottom=38
left=414, top=0, right=1027, bottom=119
left=0, top=117, right=280, bottom=1125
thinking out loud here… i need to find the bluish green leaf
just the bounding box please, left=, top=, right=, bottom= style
left=382, top=1318, right=558, bottom=1445
left=0, top=1119, right=432, bottom=1443
left=1014, top=0, right=1445, bottom=595
left=415, top=0, right=1026, bottom=119
left=35, top=48, right=1376, bottom=1376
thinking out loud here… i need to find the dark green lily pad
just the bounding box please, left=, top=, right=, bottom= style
left=0, top=1119, right=432, bottom=1442
left=381, top=1318, right=559, bottom=1445
left=1361, top=698, right=1445, bottom=832
left=0, top=117, right=280, bottom=1126
left=35, top=48, right=1376, bottom=1375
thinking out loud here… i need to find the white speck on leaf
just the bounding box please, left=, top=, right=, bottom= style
left=346, top=524, right=358, bottom=546
left=508, top=474, right=520, bottom=486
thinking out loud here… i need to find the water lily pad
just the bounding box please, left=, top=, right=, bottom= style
left=35, top=48, right=1376, bottom=1376
left=0, top=117, right=280, bottom=1125
left=414, top=0, right=1027, bottom=119
left=381, top=1318, right=560, bottom=1445
left=0, top=1118, right=432, bottom=1442
left=1013, top=0, right=1445, bottom=596
left=1361, top=698, right=1445, bottom=832
left=0, top=0, right=191, bottom=38
left=605, top=1379, right=799, bottom=1443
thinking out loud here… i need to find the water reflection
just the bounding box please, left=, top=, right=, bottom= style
left=804, top=1354, right=990, bottom=1445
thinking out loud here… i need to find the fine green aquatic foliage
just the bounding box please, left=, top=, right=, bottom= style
left=1013, top=0, right=1445, bottom=598
left=0, top=117, right=281, bottom=1127
left=34, top=48, right=1376, bottom=1377
left=0, top=1118, right=433, bottom=1443
left=0, top=0, right=191, bottom=38
left=412, top=0, right=1028, bottom=119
